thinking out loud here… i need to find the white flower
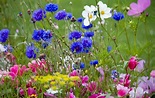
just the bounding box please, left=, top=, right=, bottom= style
left=82, top=5, right=97, bottom=26
left=97, top=1, right=112, bottom=21
left=46, top=88, right=58, bottom=94
left=129, top=87, right=144, bottom=98
left=0, top=44, right=6, bottom=52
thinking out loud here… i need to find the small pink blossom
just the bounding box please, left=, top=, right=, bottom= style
left=19, top=65, right=28, bottom=76
left=150, top=70, right=155, bottom=78
left=19, top=88, right=25, bottom=96
left=117, top=84, right=130, bottom=97
left=69, top=70, right=79, bottom=77
left=87, top=81, right=97, bottom=93
left=9, top=65, right=19, bottom=80
left=27, top=87, right=36, bottom=96
left=119, top=74, right=131, bottom=87
left=81, top=75, right=89, bottom=86
left=135, top=60, right=145, bottom=72
left=69, top=92, right=76, bottom=98
left=128, top=56, right=138, bottom=70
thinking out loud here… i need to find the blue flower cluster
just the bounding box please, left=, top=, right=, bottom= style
left=0, top=29, right=10, bottom=43
left=81, top=37, right=92, bottom=53
left=54, top=10, right=67, bottom=20
left=32, top=9, right=46, bottom=21
left=26, top=44, right=37, bottom=59
left=68, top=31, right=82, bottom=40
left=32, top=29, right=52, bottom=48
left=84, top=31, right=94, bottom=38
left=112, top=11, right=124, bottom=21
left=45, top=3, right=58, bottom=12
left=90, top=60, right=98, bottom=66
left=70, top=41, right=83, bottom=53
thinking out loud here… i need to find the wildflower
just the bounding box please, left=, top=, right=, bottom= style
left=9, top=65, right=19, bottom=80
left=128, top=56, right=138, bottom=70
left=135, top=60, right=145, bottom=72
left=41, top=42, right=49, bottom=48
left=84, top=31, right=94, bottom=38
left=82, top=5, right=97, bottom=26
left=4, top=45, right=13, bottom=52
left=55, top=10, right=67, bottom=20
left=107, top=46, right=112, bottom=53
left=26, top=44, right=37, bottom=59
left=97, top=1, right=112, bottom=22
left=82, top=22, right=93, bottom=30
left=45, top=3, right=58, bottom=12
left=32, top=29, right=44, bottom=41
left=46, top=88, right=58, bottom=94
left=80, top=62, right=85, bottom=69
left=111, top=70, right=119, bottom=80
left=116, top=84, right=130, bottom=97
left=68, top=31, right=82, bottom=40
left=0, top=44, right=6, bottom=52
left=19, top=65, right=28, bottom=76
left=112, top=11, right=124, bottom=21
left=32, top=9, right=46, bottom=21
left=127, top=0, right=151, bottom=16
left=70, top=41, right=83, bottom=53
left=19, top=88, right=25, bottom=96
left=96, top=67, right=104, bottom=82
left=42, top=30, right=52, bottom=42
left=87, top=81, right=97, bottom=93
left=77, top=17, right=83, bottom=23
left=150, top=70, right=155, bottom=78
left=66, top=12, right=72, bottom=20
left=69, top=70, right=79, bottom=77
left=129, top=87, right=144, bottom=98
left=81, top=75, right=89, bottom=86
left=90, top=60, right=98, bottom=66
left=119, top=74, right=131, bottom=87
left=27, top=87, right=36, bottom=96
left=81, top=37, right=92, bottom=53
left=69, top=92, right=76, bottom=98
left=0, top=29, right=10, bottom=43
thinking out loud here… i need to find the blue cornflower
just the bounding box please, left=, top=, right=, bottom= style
left=111, top=70, right=119, bottom=79
left=80, top=62, right=85, bottom=69
left=26, top=44, right=37, bottom=59
left=54, top=10, right=67, bottom=20
left=77, top=17, right=83, bottom=23
left=66, top=12, right=72, bottom=20
left=70, top=41, right=83, bottom=53
left=81, top=37, right=92, bottom=53
left=68, top=31, right=82, bottom=40
left=32, top=9, right=46, bottom=21
left=90, top=60, right=98, bottom=66
left=42, top=30, right=52, bottom=42
left=107, top=46, right=112, bottom=53
left=84, top=31, right=94, bottom=38
left=82, top=23, right=93, bottom=30
left=45, top=3, right=58, bottom=12
left=0, top=29, right=10, bottom=43
left=32, top=29, right=44, bottom=41
left=4, top=45, right=13, bottom=52
left=112, top=11, right=124, bottom=21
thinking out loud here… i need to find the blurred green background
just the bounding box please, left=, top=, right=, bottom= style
left=0, top=0, right=155, bottom=71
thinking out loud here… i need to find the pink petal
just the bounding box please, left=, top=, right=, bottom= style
left=138, top=0, right=151, bottom=11
left=130, top=3, right=139, bottom=10
left=135, top=60, right=145, bottom=72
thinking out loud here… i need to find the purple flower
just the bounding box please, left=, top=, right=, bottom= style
left=70, top=41, right=83, bottom=53
left=26, top=44, right=37, bottom=59
left=54, top=10, right=67, bottom=20
left=84, top=31, right=94, bottom=38
left=81, top=37, right=92, bottom=53
left=112, top=11, right=124, bottom=21
left=32, top=29, right=44, bottom=41
left=32, top=9, right=46, bottom=21
left=0, top=29, right=10, bottom=43
left=68, top=31, right=82, bottom=40
left=45, top=3, right=58, bottom=12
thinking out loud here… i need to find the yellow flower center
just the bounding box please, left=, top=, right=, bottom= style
left=89, top=14, right=93, bottom=19
left=101, top=11, right=105, bottom=15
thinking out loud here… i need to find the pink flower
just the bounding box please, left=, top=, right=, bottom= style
left=19, top=65, right=28, bottom=76
left=135, top=60, right=145, bottom=72
left=128, top=56, right=138, bottom=70
left=96, top=67, right=104, bottom=82
left=87, top=81, right=97, bottom=93
left=69, top=92, right=76, bottom=98
left=129, top=87, right=144, bottom=98
left=127, top=0, right=151, bottom=16
left=81, top=75, right=89, bottom=86
left=19, top=88, right=25, bottom=96
left=150, top=70, right=155, bottom=78
left=69, top=70, right=79, bottom=77
left=27, top=87, right=36, bottom=96
left=117, top=84, right=130, bottom=97
left=0, top=70, right=9, bottom=77
left=28, top=60, right=39, bottom=73
left=9, top=65, right=19, bottom=80
left=119, top=74, right=131, bottom=87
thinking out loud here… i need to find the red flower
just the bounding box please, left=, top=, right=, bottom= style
left=128, top=56, right=138, bottom=70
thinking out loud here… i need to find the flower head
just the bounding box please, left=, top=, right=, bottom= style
left=45, top=3, right=58, bottom=12
left=112, top=11, right=124, bottom=21
left=9, top=65, right=19, bottom=80
left=32, top=9, right=46, bottom=21
left=32, top=29, right=44, bottom=41
left=84, top=31, right=94, bottom=38
left=68, top=31, right=82, bottom=40
left=70, top=41, right=83, bottom=53
left=117, top=84, right=130, bottom=97
left=97, top=1, right=112, bottom=21
left=66, top=12, right=72, bottom=20
left=128, top=56, right=138, bottom=70
left=127, top=0, right=151, bottom=16
left=82, top=5, right=97, bottom=26
left=150, top=70, right=155, bottom=78
left=55, top=10, right=67, bottom=20
left=41, top=30, right=52, bottom=42
left=26, top=44, right=37, bottom=59
left=77, top=17, right=83, bottom=23
left=81, top=37, right=92, bottom=53
left=80, top=62, right=85, bottom=69
left=82, top=23, right=93, bottom=30
left=90, top=60, right=98, bottom=66
left=0, top=29, right=10, bottom=43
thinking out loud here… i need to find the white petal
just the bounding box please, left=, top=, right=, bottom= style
left=82, top=10, right=89, bottom=18
left=84, top=5, right=90, bottom=11
left=83, top=18, right=90, bottom=26
left=105, top=8, right=111, bottom=13
left=102, top=13, right=112, bottom=18
left=0, top=44, right=6, bottom=52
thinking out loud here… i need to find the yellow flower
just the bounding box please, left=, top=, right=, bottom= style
left=70, top=76, right=80, bottom=81
left=50, top=81, right=56, bottom=85
left=59, top=81, right=65, bottom=86
left=51, top=86, right=58, bottom=90
left=68, top=82, right=75, bottom=87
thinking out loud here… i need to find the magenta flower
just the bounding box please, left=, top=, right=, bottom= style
left=28, top=60, right=39, bottom=73
left=27, top=87, right=36, bottom=96
left=9, top=65, right=19, bottom=80
left=19, top=88, right=25, bottom=96
left=69, top=70, right=79, bottom=77
left=87, top=81, right=97, bottom=93
left=128, top=56, right=138, bottom=70
left=69, top=92, right=76, bottom=98
left=19, top=65, right=28, bottom=76
left=127, top=0, right=151, bottom=16
left=119, top=74, right=131, bottom=87
left=117, top=84, right=130, bottom=97
left=81, top=75, right=89, bottom=86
